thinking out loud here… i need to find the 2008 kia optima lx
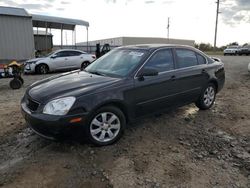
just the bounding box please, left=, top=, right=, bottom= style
left=21, top=44, right=225, bottom=146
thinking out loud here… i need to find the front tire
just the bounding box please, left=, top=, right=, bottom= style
left=36, top=64, right=49, bottom=74
left=86, top=106, right=126, bottom=146
left=195, top=83, right=216, bottom=110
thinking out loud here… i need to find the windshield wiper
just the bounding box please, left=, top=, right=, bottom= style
left=87, top=70, right=106, bottom=76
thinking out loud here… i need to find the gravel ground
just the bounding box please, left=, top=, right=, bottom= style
left=0, top=56, right=250, bottom=188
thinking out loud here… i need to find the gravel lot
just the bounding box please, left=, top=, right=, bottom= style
left=0, top=56, right=250, bottom=188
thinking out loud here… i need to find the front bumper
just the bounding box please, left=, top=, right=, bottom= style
left=24, top=63, right=36, bottom=73
left=21, top=101, right=88, bottom=140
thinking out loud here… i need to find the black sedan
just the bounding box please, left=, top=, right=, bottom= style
left=21, top=44, right=225, bottom=146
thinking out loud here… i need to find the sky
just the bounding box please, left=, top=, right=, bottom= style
left=0, top=0, right=249, bottom=46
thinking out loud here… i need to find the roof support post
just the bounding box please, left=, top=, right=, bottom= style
left=86, top=27, right=89, bottom=53
left=45, top=22, right=48, bottom=53
left=61, top=24, right=63, bottom=49
left=72, top=30, right=74, bottom=48
left=74, top=27, right=76, bottom=49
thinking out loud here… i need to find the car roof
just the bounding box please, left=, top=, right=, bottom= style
left=118, top=44, right=197, bottom=52
left=55, top=49, right=86, bottom=53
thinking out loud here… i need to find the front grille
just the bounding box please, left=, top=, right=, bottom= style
left=27, top=98, right=40, bottom=111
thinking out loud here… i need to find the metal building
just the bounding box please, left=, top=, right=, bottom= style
left=0, top=6, right=34, bottom=63
left=0, top=6, right=89, bottom=63
left=78, top=36, right=195, bottom=47
left=34, top=31, right=53, bottom=52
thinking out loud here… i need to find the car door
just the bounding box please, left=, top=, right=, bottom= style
left=172, top=48, right=209, bottom=105
left=49, top=51, right=69, bottom=70
left=131, top=48, right=179, bottom=117
left=68, top=51, right=84, bottom=68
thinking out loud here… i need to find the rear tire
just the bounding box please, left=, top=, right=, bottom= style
left=85, top=106, right=126, bottom=146
left=81, top=61, right=90, bottom=70
left=195, top=83, right=216, bottom=110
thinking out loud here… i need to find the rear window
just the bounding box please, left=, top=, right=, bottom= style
left=197, top=54, right=207, bottom=64
left=176, top=49, right=198, bottom=68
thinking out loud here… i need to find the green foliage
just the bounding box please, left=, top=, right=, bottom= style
left=195, top=43, right=213, bottom=51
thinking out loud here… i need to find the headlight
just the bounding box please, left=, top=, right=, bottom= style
left=26, top=61, right=37, bottom=64
left=43, top=97, right=76, bottom=115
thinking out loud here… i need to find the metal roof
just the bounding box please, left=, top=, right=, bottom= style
left=0, top=6, right=30, bottom=17
left=32, top=14, right=89, bottom=30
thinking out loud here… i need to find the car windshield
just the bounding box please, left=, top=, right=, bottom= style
left=85, top=49, right=147, bottom=77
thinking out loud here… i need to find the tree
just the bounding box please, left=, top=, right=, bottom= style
left=228, top=42, right=239, bottom=46
left=195, top=43, right=213, bottom=51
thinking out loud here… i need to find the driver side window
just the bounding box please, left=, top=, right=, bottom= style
left=144, top=49, right=174, bottom=72
left=54, top=51, right=69, bottom=58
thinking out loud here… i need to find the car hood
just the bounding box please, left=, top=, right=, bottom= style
left=27, top=71, right=121, bottom=103
left=224, top=49, right=235, bottom=52
left=26, top=57, right=45, bottom=63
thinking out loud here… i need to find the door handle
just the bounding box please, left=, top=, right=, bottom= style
left=170, top=75, right=176, bottom=81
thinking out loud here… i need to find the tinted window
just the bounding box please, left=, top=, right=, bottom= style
left=176, top=49, right=198, bottom=68
left=55, top=51, right=71, bottom=57
left=70, top=51, right=82, bottom=56
left=197, top=54, right=206, bottom=64
left=144, top=49, right=174, bottom=72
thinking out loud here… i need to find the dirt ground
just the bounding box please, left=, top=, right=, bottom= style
left=0, top=56, right=249, bottom=188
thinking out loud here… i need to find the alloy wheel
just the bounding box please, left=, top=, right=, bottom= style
left=40, top=65, right=48, bottom=74
left=90, top=112, right=121, bottom=143
left=203, top=86, right=215, bottom=107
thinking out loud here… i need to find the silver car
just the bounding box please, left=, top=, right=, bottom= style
left=24, top=49, right=96, bottom=74
left=223, top=46, right=240, bottom=56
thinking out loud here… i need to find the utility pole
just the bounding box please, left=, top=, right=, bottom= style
left=214, top=0, right=220, bottom=50
left=167, top=17, right=170, bottom=43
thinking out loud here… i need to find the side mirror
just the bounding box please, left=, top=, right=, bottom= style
left=138, top=68, right=158, bottom=78
left=51, top=54, right=57, bottom=59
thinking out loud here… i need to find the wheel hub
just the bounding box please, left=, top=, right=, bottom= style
left=102, top=123, right=109, bottom=130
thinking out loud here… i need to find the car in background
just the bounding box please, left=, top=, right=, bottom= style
left=24, top=49, right=96, bottom=74
left=223, top=46, right=240, bottom=56
left=237, top=46, right=250, bottom=56
left=21, top=44, right=225, bottom=146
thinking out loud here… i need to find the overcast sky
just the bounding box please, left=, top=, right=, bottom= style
left=0, top=0, right=249, bottom=46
